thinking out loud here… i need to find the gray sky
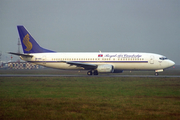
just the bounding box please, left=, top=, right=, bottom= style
left=0, top=0, right=180, bottom=64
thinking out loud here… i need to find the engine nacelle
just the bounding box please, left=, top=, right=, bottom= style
left=97, top=64, right=114, bottom=73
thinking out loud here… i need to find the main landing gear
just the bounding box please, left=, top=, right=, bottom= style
left=155, top=72, right=159, bottom=76
left=87, top=70, right=98, bottom=75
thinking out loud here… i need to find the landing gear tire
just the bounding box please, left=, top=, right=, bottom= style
left=155, top=72, right=159, bottom=76
left=87, top=71, right=92, bottom=75
left=94, top=70, right=98, bottom=75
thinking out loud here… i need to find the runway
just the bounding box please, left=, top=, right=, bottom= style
left=1, top=74, right=180, bottom=78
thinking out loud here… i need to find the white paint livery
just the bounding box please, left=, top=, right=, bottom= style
left=20, top=52, right=175, bottom=76
left=9, top=26, right=175, bottom=76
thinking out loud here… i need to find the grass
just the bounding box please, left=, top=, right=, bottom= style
left=0, top=77, right=180, bottom=119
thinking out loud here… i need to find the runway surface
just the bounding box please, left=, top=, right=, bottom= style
left=0, top=74, right=180, bottom=77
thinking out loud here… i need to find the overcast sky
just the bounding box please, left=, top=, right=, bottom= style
left=0, top=0, right=180, bottom=64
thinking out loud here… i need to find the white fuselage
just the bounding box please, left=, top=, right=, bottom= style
left=21, top=52, right=175, bottom=72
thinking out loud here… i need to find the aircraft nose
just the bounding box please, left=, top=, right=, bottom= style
left=168, top=60, right=175, bottom=67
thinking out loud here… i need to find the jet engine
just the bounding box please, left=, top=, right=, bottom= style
left=97, top=64, right=114, bottom=73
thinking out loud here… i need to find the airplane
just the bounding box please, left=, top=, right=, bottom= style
left=9, top=26, right=175, bottom=76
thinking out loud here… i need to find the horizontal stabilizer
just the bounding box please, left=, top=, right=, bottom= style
left=8, top=52, right=33, bottom=58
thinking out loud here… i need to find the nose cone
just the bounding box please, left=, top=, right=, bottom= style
left=168, top=60, right=175, bottom=67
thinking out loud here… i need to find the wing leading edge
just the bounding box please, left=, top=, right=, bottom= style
left=64, top=61, right=97, bottom=70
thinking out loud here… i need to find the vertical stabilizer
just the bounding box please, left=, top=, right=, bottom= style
left=17, top=26, right=55, bottom=53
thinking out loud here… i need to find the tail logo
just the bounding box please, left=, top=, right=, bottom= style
left=23, top=34, right=32, bottom=51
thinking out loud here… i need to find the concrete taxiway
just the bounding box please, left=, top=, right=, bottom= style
left=0, top=74, right=180, bottom=78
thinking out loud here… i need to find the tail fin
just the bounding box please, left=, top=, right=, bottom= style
left=17, top=26, right=55, bottom=53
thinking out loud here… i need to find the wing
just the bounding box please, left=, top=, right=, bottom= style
left=65, top=61, right=97, bottom=70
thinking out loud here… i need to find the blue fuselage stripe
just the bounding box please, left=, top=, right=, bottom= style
left=28, top=61, right=148, bottom=63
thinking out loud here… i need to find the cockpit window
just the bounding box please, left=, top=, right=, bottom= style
left=159, top=56, right=168, bottom=60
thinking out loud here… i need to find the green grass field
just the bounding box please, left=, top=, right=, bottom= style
left=0, top=77, right=180, bottom=119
